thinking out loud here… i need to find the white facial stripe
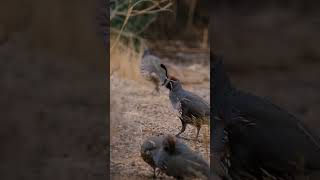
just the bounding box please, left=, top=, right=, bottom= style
left=169, top=81, right=173, bottom=89
left=163, top=78, right=170, bottom=86
left=147, top=140, right=156, bottom=147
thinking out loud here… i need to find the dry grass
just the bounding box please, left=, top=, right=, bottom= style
left=110, top=45, right=210, bottom=178
left=110, top=37, right=143, bottom=81
left=110, top=0, right=173, bottom=51
left=110, top=0, right=174, bottom=80
left=110, top=74, right=210, bottom=179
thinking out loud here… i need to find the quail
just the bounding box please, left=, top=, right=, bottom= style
left=140, top=135, right=165, bottom=178
left=155, top=135, right=210, bottom=179
left=140, top=49, right=167, bottom=94
left=141, top=135, right=193, bottom=178
left=160, top=64, right=210, bottom=141
left=211, top=54, right=320, bottom=179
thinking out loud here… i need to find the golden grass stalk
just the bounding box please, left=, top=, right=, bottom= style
left=110, top=0, right=173, bottom=80
left=110, top=36, right=143, bottom=81
left=110, top=0, right=173, bottom=51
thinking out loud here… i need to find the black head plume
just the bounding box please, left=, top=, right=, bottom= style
left=160, top=64, right=169, bottom=86
left=160, top=64, right=168, bottom=78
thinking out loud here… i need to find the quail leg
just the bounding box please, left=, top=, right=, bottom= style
left=151, top=88, right=160, bottom=95
left=176, top=121, right=187, bottom=137
left=153, top=168, right=157, bottom=178
left=151, top=80, right=160, bottom=95
left=195, top=126, right=201, bottom=141
left=156, top=169, right=161, bottom=176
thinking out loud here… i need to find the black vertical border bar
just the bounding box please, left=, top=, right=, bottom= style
left=209, top=7, right=214, bottom=179
left=0, top=0, right=109, bottom=179
left=106, top=0, right=110, bottom=178
left=96, top=0, right=110, bottom=177
left=100, top=0, right=110, bottom=178
left=209, top=1, right=215, bottom=178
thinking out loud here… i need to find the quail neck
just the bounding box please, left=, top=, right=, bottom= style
left=165, top=79, right=182, bottom=91
left=167, top=81, right=184, bottom=107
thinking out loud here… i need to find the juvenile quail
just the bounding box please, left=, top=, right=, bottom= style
left=140, top=49, right=167, bottom=94
left=211, top=54, right=320, bottom=179
left=160, top=64, right=210, bottom=141
left=155, top=135, right=210, bottom=179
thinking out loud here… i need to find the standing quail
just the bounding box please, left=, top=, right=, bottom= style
left=211, top=54, right=320, bottom=179
left=140, top=49, right=167, bottom=94
left=155, top=135, right=210, bottom=179
left=160, top=64, right=210, bottom=141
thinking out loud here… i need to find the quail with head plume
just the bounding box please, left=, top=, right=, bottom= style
left=155, top=135, right=210, bottom=179
left=211, top=54, right=320, bottom=179
left=140, top=48, right=167, bottom=94
left=141, top=135, right=193, bottom=178
left=160, top=64, right=210, bottom=141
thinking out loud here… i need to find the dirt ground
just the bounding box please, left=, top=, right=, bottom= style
left=110, top=51, right=210, bottom=179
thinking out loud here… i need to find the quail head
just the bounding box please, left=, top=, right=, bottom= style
left=140, top=135, right=164, bottom=178
left=155, top=135, right=210, bottom=179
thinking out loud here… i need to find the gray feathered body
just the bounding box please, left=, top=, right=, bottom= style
left=211, top=54, right=320, bottom=179
left=140, top=136, right=164, bottom=171
left=167, top=80, right=210, bottom=139
left=170, top=86, right=210, bottom=125
left=140, top=50, right=166, bottom=92
left=226, top=89, right=320, bottom=176
left=154, top=136, right=209, bottom=179
left=141, top=135, right=195, bottom=178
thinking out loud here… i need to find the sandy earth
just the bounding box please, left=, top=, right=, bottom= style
left=109, top=37, right=320, bottom=179
left=110, top=57, right=210, bottom=179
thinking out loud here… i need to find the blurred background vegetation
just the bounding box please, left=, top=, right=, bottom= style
left=110, top=0, right=209, bottom=80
